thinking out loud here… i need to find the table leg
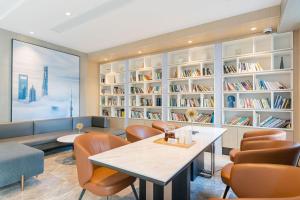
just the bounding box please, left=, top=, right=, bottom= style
left=211, top=142, right=215, bottom=176
left=139, top=179, right=146, bottom=200
left=153, top=183, right=164, bottom=200
left=172, top=166, right=191, bottom=200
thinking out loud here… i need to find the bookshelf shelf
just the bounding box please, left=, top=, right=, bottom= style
left=222, top=32, right=293, bottom=131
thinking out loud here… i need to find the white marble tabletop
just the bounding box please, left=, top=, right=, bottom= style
left=57, top=134, right=83, bottom=143
left=89, top=126, right=227, bottom=185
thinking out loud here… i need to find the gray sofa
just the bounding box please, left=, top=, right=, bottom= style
left=0, top=116, right=124, bottom=151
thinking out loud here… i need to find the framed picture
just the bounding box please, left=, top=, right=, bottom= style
left=11, top=40, right=80, bottom=122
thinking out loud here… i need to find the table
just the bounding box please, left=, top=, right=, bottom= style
left=57, top=134, right=83, bottom=144
left=89, top=126, right=227, bottom=200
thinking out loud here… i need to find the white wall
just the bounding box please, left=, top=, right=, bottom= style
left=0, top=28, right=97, bottom=122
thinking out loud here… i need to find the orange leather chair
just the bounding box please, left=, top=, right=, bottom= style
left=222, top=140, right=300, bottom=198
left=126, top=125, right=163, bottom=143
left=230, top=130, right=286, bottom=162
left=211, top=164, right=300, bottom=200
left=152, top=121, right=181, bottom=132
left=74, top=133, right=138, bottom=200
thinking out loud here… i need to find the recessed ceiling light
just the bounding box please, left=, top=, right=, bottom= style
left=29, top=31, right=34, bottom=35
left=250, top=27, right=257, bottom=31
left=104, top=58, right=108, bottom=61
left=138, top=51, right=142, bottom=54
left=188, top=40, right=193, bottom=44
left=65, top=12, right=71, bottom=16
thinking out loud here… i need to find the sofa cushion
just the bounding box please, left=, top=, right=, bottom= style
left=0, top=121, right=33, bottom=139
left=0, top=131, right=75, bottom=147
left=0, top=142, right=44, bottom=187
left=72, top=116, right=92, bottom=130
left=34, top=118, right=73, bottom=134
left=92, top=116, right=109, bottom=128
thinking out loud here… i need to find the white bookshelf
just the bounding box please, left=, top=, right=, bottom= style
left=128, top=54, right=163, bottom=121
left=167, top=45, right=215, bottom=125
left=222, top=32, right=293, bottom=131
left=99, top=61, right=126, bottom=118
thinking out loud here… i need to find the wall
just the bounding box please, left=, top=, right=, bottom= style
left=0, top=28, right=96, bottom=122
left=294, top=29, right=300, bottom=142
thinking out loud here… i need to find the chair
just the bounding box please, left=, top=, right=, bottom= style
left=152, top=121, right=181, bottom=132
left=211, top=164, right=300, bottom=200
left=230, top=130, right=286, bottom=162
left=74, top=133, right=138, bottom=200
left=222, top=140, right=300, bottom=198
left=126, top=125, right=163, bottom=142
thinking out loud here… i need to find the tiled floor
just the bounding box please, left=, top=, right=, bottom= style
left=0, top=150, right=235, bottom=200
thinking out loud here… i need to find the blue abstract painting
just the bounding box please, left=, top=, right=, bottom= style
left=12, top=40, right=80, bottom=122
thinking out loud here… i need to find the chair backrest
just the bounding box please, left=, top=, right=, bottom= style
left=152, top=121, right=181, bottom=132
left=230, top=164, right=300, bottom=198
left=235, top=140, right=300, bottom=166
left=126, top=125, right=162, bottom=142
left=241, top=129, right=286, bottom=150
left=74, top=133, right=128, bottom=186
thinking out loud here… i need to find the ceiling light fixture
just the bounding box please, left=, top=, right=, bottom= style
left=250, top=27, right=257, bottom=31
left=188, top=40, right=193, bottom=44
left=29, top=31, right=34, bottom=35
left=138, top=51, right=142, bottom=54
left=65, top=12, right=71, bottom=16
left=104, top=58, right=108, bottom=61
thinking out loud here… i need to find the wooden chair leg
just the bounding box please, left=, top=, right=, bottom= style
left=78, top=189, right=86, bottom=200
left=131, top=183, right=139, bottom=200
left=223, top=185, right=230, bottom=199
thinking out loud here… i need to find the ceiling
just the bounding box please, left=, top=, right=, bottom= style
left=0, top=0, right=281, bottom=54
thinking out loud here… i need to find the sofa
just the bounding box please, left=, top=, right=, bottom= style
left=0, top=116, right=125, bottom=151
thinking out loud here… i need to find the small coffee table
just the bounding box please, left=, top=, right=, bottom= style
left=57, top=134, right=83, bottom=144
left=57, top=134, right=83, bottom=161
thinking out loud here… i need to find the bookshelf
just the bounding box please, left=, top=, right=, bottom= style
left=99, top=61, right=126, bottom=118
left=167, top=45, right=215, bottom=125
left=98, top=32, right=294, bottom=149
left=222, top=33, right=293, bottom=132
left=128, top=54, right=163, bottom=121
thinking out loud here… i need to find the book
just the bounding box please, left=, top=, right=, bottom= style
left=260, top=116, right=291, bottom=128
left=146, top=111, right=161, bottom=120
left=224, top=80, right=253, bottom=91
left=228, top=116, right=252, bottom=126
left=239, top=98, right=270, bottom=109
left=274, top=95, right=291, bottom=109
left=256, top=80, right=288, bottom=90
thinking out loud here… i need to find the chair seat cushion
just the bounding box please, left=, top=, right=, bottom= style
left=229, top=149, right=239, bottom=162
left=221, top=163, right=233, bottom=186
left=84, top=167, right=136, bottom=196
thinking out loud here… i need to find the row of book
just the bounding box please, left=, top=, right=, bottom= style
left=131, top=110, right=144, bottom=119
left=115, top=109, right=125, bottom=118
left=237, top=62, right=263, bottom=73
left=106, top=99, right=117, bottom=106
left=191, top=84, right=212, bottom=92
left=170, top=85, right=189, bottom=93
left=131, top=87, right=144, bottom=94
left=256, top=80, right=288, bottom=90
left=140, top=98, right=153, bottom=106
left=239, top=98, right=271, bottom=109
left=154, top=71, right=162, bottom=80
left=227, top=116, right=252, bottom=126
left=102, top=110, right=110, bottom=116
left=146, top=86, right=161, bottom=94
left=170, top=112, right=213, bottom=123
left=138, top=74, right=152, bottom=81
left=224, top=64, right=237, bottom=74
left=146, top=111, right=161, bottom=120
left=179, top=97, right=214, bottom=107
left=181, top=69, right=201, bottom=78
left=202, top=67, right=213, bottom=76
left=224, top=80, right=253, bottom=91
left=274, top=95, right=291, bottom=109
left=113, top=87, right=124, bottom=95
left=260, top=116, right=291, bottom=128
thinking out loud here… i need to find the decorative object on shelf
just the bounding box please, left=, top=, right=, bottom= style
left=76, top=123, right=84, bottom=134
left=185, top=108, right=199, bottom=134
left=227, top=95, right=236, bottom=108
left=280, top=56, right=284, bottom=69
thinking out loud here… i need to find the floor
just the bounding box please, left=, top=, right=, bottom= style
left=0, top=150, right=236, bottom=200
